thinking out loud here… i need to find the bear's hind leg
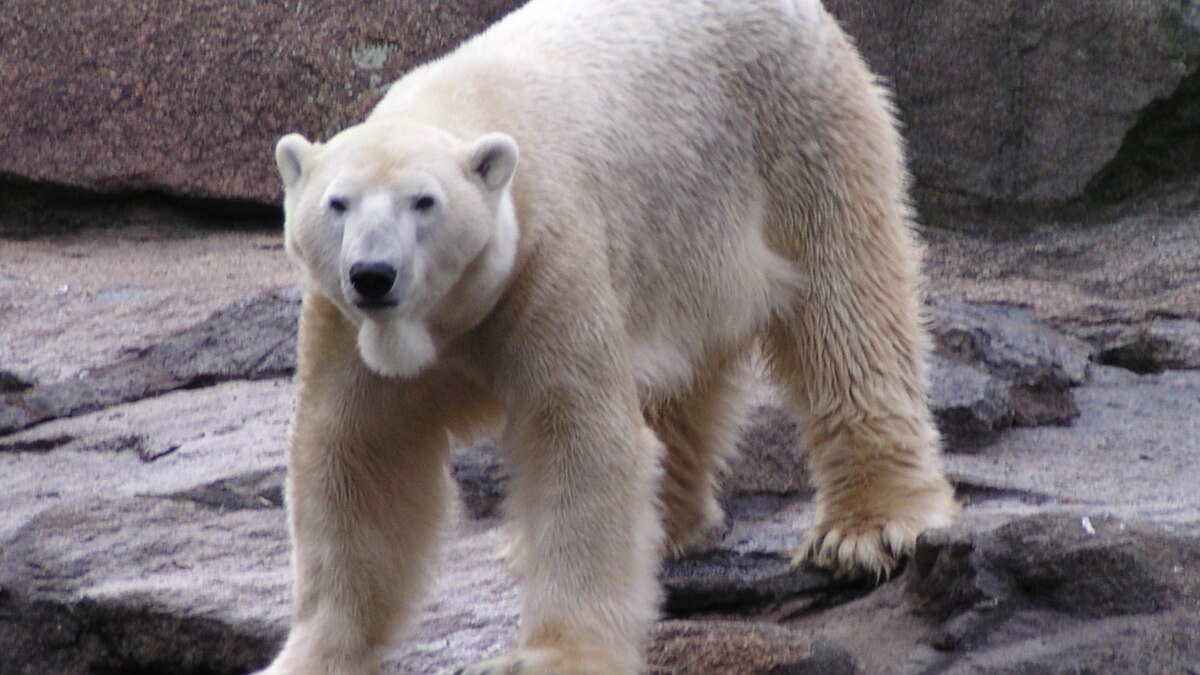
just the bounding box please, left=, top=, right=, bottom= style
left=645, top=360, right=745, bottom=557
left=758, top=30, right=960, bottom=578
left=761, top=195, right=958, bottom=580
left=764, top=274, right=958, bottom=580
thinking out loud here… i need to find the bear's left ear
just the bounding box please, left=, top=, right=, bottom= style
left=275, top=133, right=313, bottom=190
left=469, top=133, right=519, bottom=191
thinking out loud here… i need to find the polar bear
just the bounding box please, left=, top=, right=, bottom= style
left=261, top=0, right=959, bottom=672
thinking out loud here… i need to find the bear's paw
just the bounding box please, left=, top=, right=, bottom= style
left=794, top=487, right=960, bottom=581
left=454, top=646, right=629, bottom=675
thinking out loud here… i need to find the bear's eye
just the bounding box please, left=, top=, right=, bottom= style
left=328, top=197, right=348, bottom=214
left=413, top=195, right=436, bottom=212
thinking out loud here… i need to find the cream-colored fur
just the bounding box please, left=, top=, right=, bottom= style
left=259, top=0, right=958, bottom=673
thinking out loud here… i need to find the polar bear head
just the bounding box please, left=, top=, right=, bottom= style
left=275, top=120, right=520, bottom=378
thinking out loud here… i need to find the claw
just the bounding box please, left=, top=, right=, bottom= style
left=794, top=519, right=915, bottom=582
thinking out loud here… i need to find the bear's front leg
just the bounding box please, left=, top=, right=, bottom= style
left=256, top=293, right=454, bottom=675
left=457, top=313, right=665, bottom=674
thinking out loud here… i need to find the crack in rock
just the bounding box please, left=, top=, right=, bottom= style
left=0, top=433, right=74, bottom=454
left=0, top=370, right=34, bottom=393
left=661, top=550, right=841, bottom=617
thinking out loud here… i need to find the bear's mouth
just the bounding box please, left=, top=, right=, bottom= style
left=353, top=299, right=400, bottom=311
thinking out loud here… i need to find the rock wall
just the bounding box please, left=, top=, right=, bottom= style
left=0, top=0, right=524, bottom=204
left=3, top=0, right=1200, bottom=208
left=827, top=0, right=1200, bottom=203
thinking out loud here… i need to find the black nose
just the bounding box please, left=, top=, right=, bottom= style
left=348, top=261, right=397, bottom=301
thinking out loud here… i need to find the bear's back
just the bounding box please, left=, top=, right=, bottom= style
left=369, top=0, right=887, bottom=399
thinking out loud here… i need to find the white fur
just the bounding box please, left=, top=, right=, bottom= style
left=278, top=120, right=520, bottom=380
left=356, top=318, right=437, bottom=378
left=261, top=1, right=959, bottom=674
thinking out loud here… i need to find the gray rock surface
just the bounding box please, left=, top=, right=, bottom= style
left=827, top=0, right=1200, bottom=203
left=661, top=550, right=836, bottom=617
left=725, top=395, right=810, bottom=496
left=924, top=193, right=1200, bottom=370
left=946, top=367, right=1200, bottom=518
left=0, top=496, right=288, bottom=675
left=904, top=513, right=1200, bottom=673
left=775, top=510, right=1200, bottom=674
left=1092, top=317, right=1200, bottom=374
left=0, top=225, right=294, bottom=384
left=0, top=288, right=299, bottom=435
left=4, top=200, right=1200, bottom=673
left=925, top=299, right=1092, bottom=451
left=0, top=379, right=293, bottom=543
left=927, top=355, right=1013, bottom=452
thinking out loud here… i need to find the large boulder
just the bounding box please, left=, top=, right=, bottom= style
left=4, top=0, right=1200, bottom=208
left=0, top=0, right=525, bottom=204
left=906, top=513, right=1200, bottom=672
left=827, top=0, right=1200, bottom=203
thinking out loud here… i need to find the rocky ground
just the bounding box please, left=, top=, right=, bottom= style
left=2, top=182, right=1200, bottom=674
left=5, top=1, right=1200, bottom=672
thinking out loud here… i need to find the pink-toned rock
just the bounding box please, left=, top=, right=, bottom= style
left=0, top=0, right=525, bottom=204
left=5, top=0, right=1199, bottom=208
left=648, top=621, right=857, bottom=675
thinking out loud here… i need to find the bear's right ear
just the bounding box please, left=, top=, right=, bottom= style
left=469, top=133, right=519, bottom=192
left=275, top=134, right=313, bottom=190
